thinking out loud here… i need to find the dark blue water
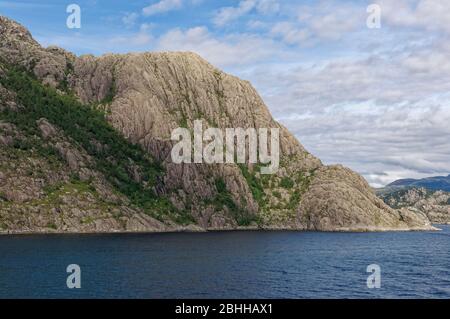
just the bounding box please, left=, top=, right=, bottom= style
left=0, top=226, right=449, bottom=299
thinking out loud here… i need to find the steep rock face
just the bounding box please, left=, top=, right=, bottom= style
left=69, top=52, right=324, bottom=228
left=0, top=16, right=435, bottom=232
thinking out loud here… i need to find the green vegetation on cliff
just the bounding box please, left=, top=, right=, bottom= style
left=238, top=164, right=265, bottom=206
left=0, top=65, right=181, bottom=221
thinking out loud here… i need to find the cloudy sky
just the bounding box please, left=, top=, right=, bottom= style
left=1, top=0, right=450, bottom=187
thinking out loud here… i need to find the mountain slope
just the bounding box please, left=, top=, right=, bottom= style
left=0, top=16, right=434, bottom=232
left=386, top=175, right=450, bottom=192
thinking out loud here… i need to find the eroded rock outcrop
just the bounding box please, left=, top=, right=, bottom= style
left=297, top=166, right=435, bottom=231
left=380, top=187, right=450, bottom=225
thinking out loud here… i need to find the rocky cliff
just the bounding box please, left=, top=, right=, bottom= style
left=0, top=16, right=434, bottom=233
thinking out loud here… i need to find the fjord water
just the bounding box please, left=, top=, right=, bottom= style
left=0, top=226, right=449, bottom=299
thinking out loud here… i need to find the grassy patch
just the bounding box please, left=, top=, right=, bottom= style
left=287, top=189, right=301, bottom=210
left=207, top=177, right=259, bottom=226
left=100, top=76, right=116, bottom=105
left=43, top=182, right=64, bottom=195
left=280, top=177, right=294, bottom=189
left=213, top=178, right=237, bottom=211
left=238, top=164, right=265, bottom=206
left=81, top=216, right=94, bottom=225
left=46, top=222, right=57, bottom=230
left=273, top=191, right=281, bottom=199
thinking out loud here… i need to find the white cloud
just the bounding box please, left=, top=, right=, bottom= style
left=275, top=97, right=450, bottom=187
left=247, top=20, right=268, bottom=30
left=256, top=0, right=280, bottom=15
left=306, top=4, right=363, bottom=40
left=213, top=0, right=279, bottom=27
left=142, top=0, right=183, bottom=16
left=244, top=39, right=450, bottom=186
left=122, top=12, right=139, bottom=28
left=110, top=24, right=154, bottom=46
left=257, top=1, right=367, bottom=46
left=377, top=0, right=450, bottom=34
left=213, top=0, right=256, bottom=27
left=270, top=22, right=309, bottom=45
left=157, top=26, right=280, bottom=67
left=275, top=1, right=365, bottom=44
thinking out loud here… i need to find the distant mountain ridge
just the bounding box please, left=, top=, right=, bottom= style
left=387, top=174, right=450, bottom=192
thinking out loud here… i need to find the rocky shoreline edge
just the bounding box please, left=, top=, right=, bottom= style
left=0, top=224, right=441, bottom=236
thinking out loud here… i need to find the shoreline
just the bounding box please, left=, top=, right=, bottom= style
left=0, top=225, right=442, bottom=237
